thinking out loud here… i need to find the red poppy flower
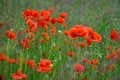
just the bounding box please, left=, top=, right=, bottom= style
left=90, top=31, right=102, bottom=43
left=69, top=27, right=78, bottom=39
left=74, top=25, right=89, bottom=38
left=74, top=63, right=84, bottom=73
left=106, top=53, right=111, bottom=60
left=67, top=51, right=74, bottom=57
left=6, top=30, right=16, bottom=40
left=56, top=17, right=65, bottom=24
left=19, top=38, right=30, bottom=49
left=86, top=38, right=93, bottom=46
left=63, top=30, right=69, bottom=36
left=80, top=42, right=85, bottom=48
left=26, top=59, right=36, bottom=69
left=37, top=59, right=52, bottom=73
left=48, top=7, right=54, bottom=14
left=105, top=64, right=114, bottom=70
left=39, top=9, right=51, bottom=21
left=40, top=38, right=46, bottom=43
left=16, top=58, right=21, bottom=65
left=26, top=19, right=37, bottom=29
left=83, top=58, right=91, bottom=64
left=106, top=45, right=111, bottom=50
left=50, top=26, right=56, bottom=35
left=110, top=29, right=118, bottom=41
left=0, top=53, right=6, bottom=61
left=90, top=59, right=99, bottom=65
left=22, top=9, right=39, bottom=20
left=7, top=58, right=15, bottom=64
left=37, top=20, right=47, bottom=28
left=11, top=69, right=27, bottom=80
left=59, top=13, right=67, bottom=19
left=0, top=74, right=2, bottom=80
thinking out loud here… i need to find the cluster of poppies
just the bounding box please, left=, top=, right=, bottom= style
left=0, top=7, right=120, bottom=80
left=64, top=25, right=102, bottom=46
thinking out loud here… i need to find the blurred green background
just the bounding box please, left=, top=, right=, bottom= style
left=0, top=0, right=120, bottom=29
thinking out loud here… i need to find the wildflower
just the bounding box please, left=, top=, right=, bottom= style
left=48, top=7, right=54, bottom=14
left=90, top=31, right=102, bottom=43
left=82, top=78, right=87, bottom=80
left=86, top=38, right=92, bottom=46
left=69, top=27, right=78, bottom=39
left=106, top=45, right=111, bottom=50
left=64, top=40, right=70, bottom=45
left=83, top=58, right=91, bottom=64
left=67, top=51, right=74, bottom=57
left=0, top=53, right=6, bottom=61
left=0, top=34, right=2, bottom=37
left=74, top=63, right=84, bottom=73
left=111, top=52, right=115, bottom=58
left=74, top=25, right=89, bottom=38
left=41, top=32, right=49, bottom=40
left=91, top=59, right=99, bottom=65
left=26, top=59, right=36, bottom=69
left=11, top=69, right=27, bottom=80
left=26, top=32, right=35, bottom=41
left=50, top=26, right=56, bottom=35
left=106, top=53, right=111, bottom=60
left=26, top=19, right=37, bottom=29
left=19, top=38, right=30, bottom=49
left=16, top=58, right=21, bottom=65
left=63, top=30, right=69, bottom=36
left=56, top=17, right=65, bottom=24
left=105, top=64, right=115, bottom=70
left=6, top=30, right=16, bottom=40
left=22, top=9, right=39, bottom=20
left=0, top=22, right=4, bottom=27
left=80, top=42, right=85, bottom=48
left=59, top=12, right=67, bottom=19
left=7, top=58, right=15, bottom=64
left=37, top=59, right=52, bottom=73
left=51, top=18, right=57, bottom=25
left=0, top=74, right=2, bottom=80
left=110, top=29, right=118, bottom=41
left=39, top=9, right=50, bottom=21
left=39, top=38, right=46, bottom=43
left=37, top=20, right=48, bottom=29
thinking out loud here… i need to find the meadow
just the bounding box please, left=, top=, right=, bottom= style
left=0, top=0, right=120, bottom=80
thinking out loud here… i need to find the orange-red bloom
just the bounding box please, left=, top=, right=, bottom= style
left=105, top=64, right=114, bottom=70
left=0, top=53, right=6, bottom=61
left=59, top=13, right=67, bottom=19
left=37, top=59, right=52, bottom=73
left=16, top=58, right=21, bottom=65
left=26, top=59, right=36, bottom=69
left=91, top=59, right=99, bottom=65
left=90, top=31, right=102, bottom=43
left=106, top=45, right=111, bottom=50
left=74, top=63, right=84, bottom=73
left=74, top=25, right=89, bottom=38
left=22, top=9, right=39, bottom=20
left=6, top=30, right=16, bottom=40
left=110, top=30, right=118, bottom=41
left=19, top=38, right=30, bottom=49
left=7, top=58, right=15, bottom=64
left=69, top=27, right=78, bottom=39
left=106, top=53, right=111, bottom=60
left=67, top=51, right=74, bottom=57
left=11, top=69, right=27, bottom=80
left=80, top=42, right=85, bottom=48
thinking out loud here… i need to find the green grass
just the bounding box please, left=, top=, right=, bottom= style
left=0, top=0, right=120, bottom=80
